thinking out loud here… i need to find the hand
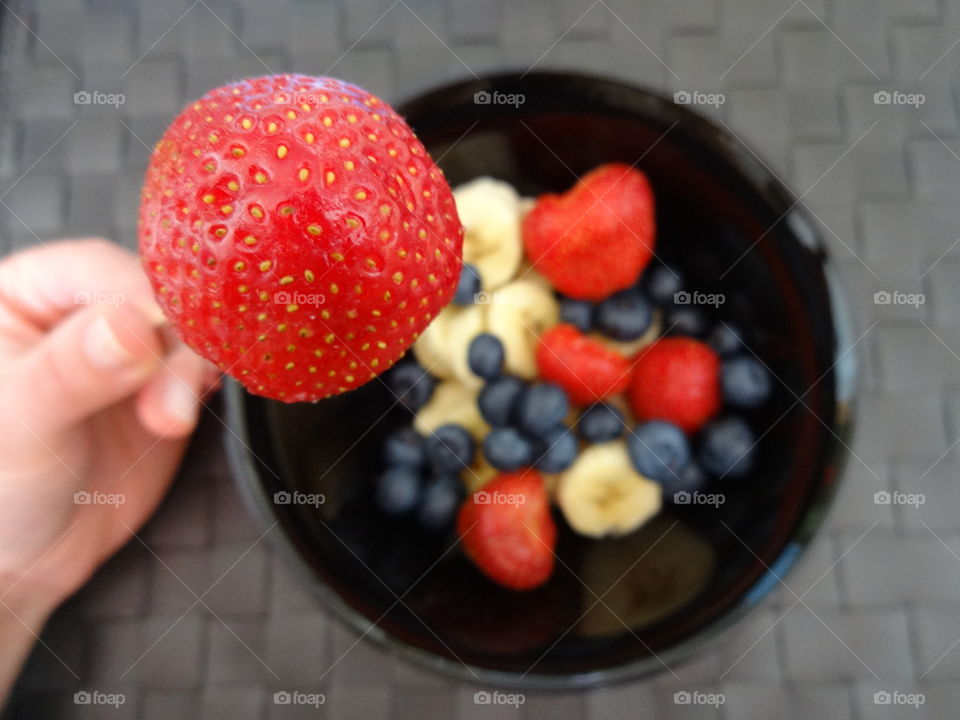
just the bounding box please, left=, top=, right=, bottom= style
left=0, top=239, right=216, bottom=701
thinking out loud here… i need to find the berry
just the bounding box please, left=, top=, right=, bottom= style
left=516, top=383, right=570, bottom=437
left=578, top=402, right=624, bottom=443
left=418, top=474, right=464, bottom=530
left=629, top=338, right=721, bottom=433
left=425, top=424, right=475, bottom=473
left=467, top=332, right=505, bottom=380
left=457, top=470, right=556, bottom=590
left=536, top=324, right=631, bottom=405
left=138, top=74, right=463, bottom=403
left=453, top=263, right=481, bottom=306
left=697, top=415, right=755, bottom=478
left=535, top=425, right=578, bottom=473
left=483, top=427, right=535, bottom=471
left=376, top=466, right=422, bottom=515
left=665, top=306, right=708, bottom=338
left=383, top=427, right=425, bottom=467
left=523, top=163, right=656, bottom=300
left=478, top=375, right=525, bottom=427
left=595, top=288, right=653, bottom=340
left=387, top=361, right=436, bottom=411
left=626, top=420, right=690, bottom=483
left=707, top=323, right=744, bottom=357
left=559, top=297, right=594, bottom=333
left=721, top=355, right=772, bottom=409
left=642, top=263, right=683, bottom=306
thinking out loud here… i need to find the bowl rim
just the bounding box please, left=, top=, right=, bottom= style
left=222, top=70, right=858, bottom=690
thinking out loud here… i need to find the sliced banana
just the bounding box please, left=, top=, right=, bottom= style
left=447, top=304, right=488, bottom=388
left=412, top=307, right=458, bottom=380
left=413, top=379, right=490, bottom=440
left=486, top=278, right=560, bottom=379
left=557, top=441, right=661, bottom=538
left=593, top=309, right=663, bottom=357
left=412, top=303, right=487, bottom=385
left=454, top=177, right=523, bottom=291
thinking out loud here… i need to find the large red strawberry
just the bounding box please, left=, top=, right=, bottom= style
left=523, top=163, right=655, bottom=301
left=536, top=324, right=632, bottom=405
left=139, top=75, right=463, bottom=402
left=457, top=470, right=556, bottom=591
left=629, top=338, right=720, bottom=433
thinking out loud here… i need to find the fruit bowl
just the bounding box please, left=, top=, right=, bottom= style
left=223, top=71, right=856, bottom=688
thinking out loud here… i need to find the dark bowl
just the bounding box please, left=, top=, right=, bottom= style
left=223, top=71, right=856, bottom=689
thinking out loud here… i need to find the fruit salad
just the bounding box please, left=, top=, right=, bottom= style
left=377, top=168, right=773, bottom=591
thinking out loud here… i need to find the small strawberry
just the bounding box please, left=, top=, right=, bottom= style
left=457, top=470, right=556, bottom=591
left=629, top=338, right=720, bottom=433
left=536, top=324, right=631, bottom=405
left=522, top=163, right=655, bottom=301
left=139, top=74, right=463, bottom=402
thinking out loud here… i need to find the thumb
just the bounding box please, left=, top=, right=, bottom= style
left=6, top=303, right=164, bottom=433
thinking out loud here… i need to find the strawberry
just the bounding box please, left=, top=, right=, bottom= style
left=457, top=470, right=556, bottom=591
left=629, top=337, right=720, bottom=433
left=535, top=324, right=631, bottom=405
left=139, top=74, right=463, bottom=402
left=522, top=163, right=655, bottom=301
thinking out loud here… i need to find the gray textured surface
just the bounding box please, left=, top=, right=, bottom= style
left=2, top=0, right=960, bottom=718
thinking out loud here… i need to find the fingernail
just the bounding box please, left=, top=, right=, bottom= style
left=163, top=380, right=198, bottom=425
left=85, top=315, right=136, bottom=369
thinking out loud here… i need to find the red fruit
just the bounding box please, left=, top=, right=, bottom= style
left=629, top=338, right=720, bottom=433
left=457, top=470, right=556, bottom=591
left=522, top=163, right=655, bottom=301
left=536, top=324, right=631, bottom=405
left=139, top=74, right=463, bottom=402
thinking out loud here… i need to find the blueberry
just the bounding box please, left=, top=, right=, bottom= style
left=516, top=383, right=570, bottom=437
left=627, top=421, right=690, bottom=483
left=721, top=356, right=772, bottom=409
left=560, top=297, right=595, bottom=333
left=697, top=416, right=755, bottom=478
left=388, top=361, right=436, bottom=411
left=478, top=375, right=525, bottom=427
left=578, top=403, right=624, bottom=443
left=425, top=424, right=475, bottom=473
left=375, top=466, right=422, bottom=515
left=483, top=427, right=535, bottom=471
left=643, top=264, right=684, bottom=306
left=595, top=288, right=653, bottom=340
left=536, top=425, right=578, bottom=473
left=661, top=460, right=708, bottom=503
left=453, top=263, right=481, bottom=305
left=708, top=323, right=744, bottom=357
left=468, top=333, right=505, bottom=380
left=665, top=306, right=708, bottom=338
left=383, top=427, right=425, bottom=467
left=417, top=474, right=464, bottom=530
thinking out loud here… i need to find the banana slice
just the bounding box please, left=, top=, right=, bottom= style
left=447, top=304, right=488, bottom=388
left=412, top=307, right=458, bottom=380
left=454, top=177, right=523, bottom=291
left=486, top=278, right=560, bottom=379
left=557, top=441, right=661, bottom=538
left=413, top=379, right=490, bottom=440
left=412, top=304, right=487, bottom=385
left=593, top=310, right=663, bottom=357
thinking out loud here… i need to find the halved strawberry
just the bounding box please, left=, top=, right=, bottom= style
left=139, top=74, right=463, bottom=402
left=522, top=163, right=655, bottom=301
left=457, top=470, right=556, bottom=591
left=536, top=323, right=631, bottom=405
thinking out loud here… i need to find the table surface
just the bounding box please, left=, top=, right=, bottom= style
left=3, top=0, right=960, bottom=718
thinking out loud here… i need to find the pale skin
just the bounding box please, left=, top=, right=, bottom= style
left=0, top=239, right=216, bottom=705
